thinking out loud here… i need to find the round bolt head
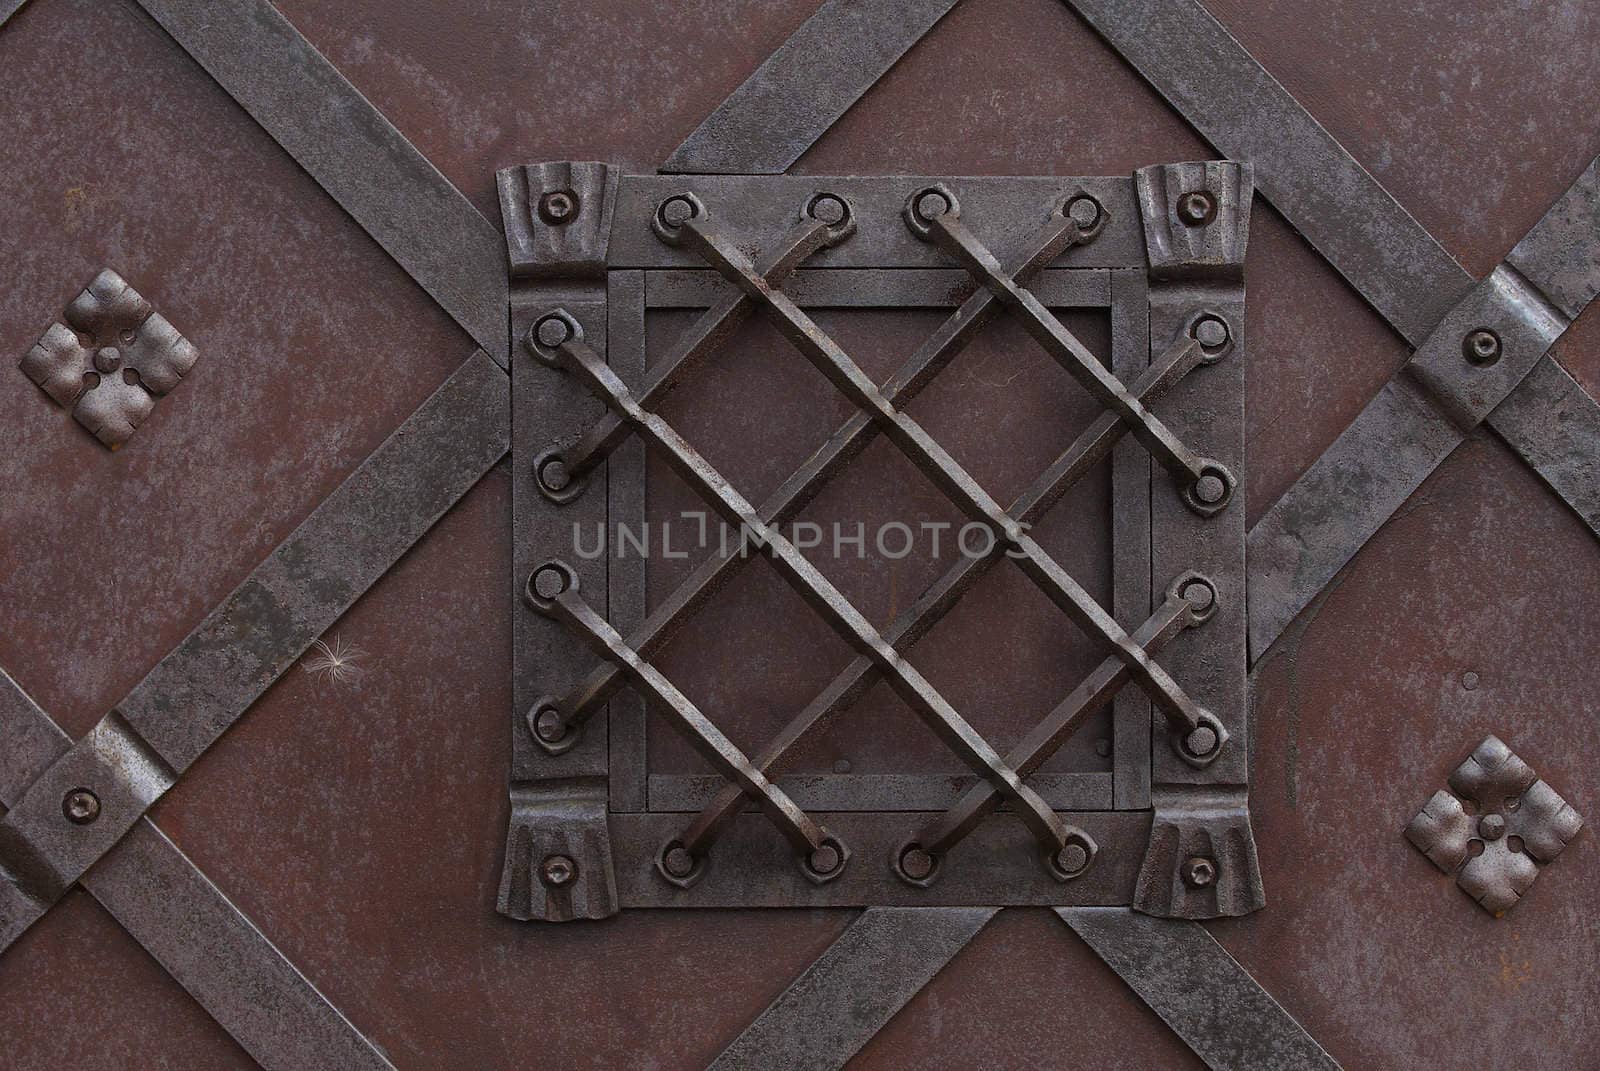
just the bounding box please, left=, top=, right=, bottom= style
left=533, top=707, right=565, bottom=743
left=532, top=565, right=568, bottom=601
left=94, top=347, right=122, bottom=373
left=1055, top=842, right=1090, bottom=875
left=915, top=190, right=952, bottom=222
left=1478, top=813, right=1507, bottom=841
left=540, top=854, right=576, bottom=887
left=1193, top=315, right=1230, bottom=350
left=1183, top=724, right=1219, bottom=758
left=535, top=315, right=572, bottom=350
left=538, top=190, right=578, bottom=225
left=63, top=788, right=101, bottom=825
left=808, top=843, right=841, bottom=876
left=1177, top=190, right=1217, bottom=226
left=808, top=193, right=848, bottom=226
left=1180, top=856, right=1217, bottom=888
left=539, top=456, right=571, bottom=493
left=1065, top=195, right=1101, bottom=229
left=1180, top=578, right=1216, bottom=613
left=1093, top=737, right=1112, bottom=758
left=899, top=846, right=935, bottom=882
left=663, top=846, right=697, bottom=878
left=1194, top=474, right=1227, bottom=505
left=659, top=195, right=697, bottom=228
left=1462, top=328, right=1502, bottom=366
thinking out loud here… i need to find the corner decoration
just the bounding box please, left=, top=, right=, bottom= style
left=1406, top=735, right=1583, bottom=915
left=19, top=268, right=199, bottom=448
left=498, top=159, right=1261, bottom=922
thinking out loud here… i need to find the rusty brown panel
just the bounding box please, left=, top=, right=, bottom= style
left=792, top=0, right=1211, bottom=176
left=1552, top=300, right=1600, bottom=400
left=1204, top=0, right=1600, bottom=280
left=0, top=890, right=255, bottom=1070
left=1243, top=204, right=1413, bottom=528
left=850, top=907, right=1206, bottom=1069
left=266, top=0, right=826, bottom=217
left=641, top=308, right=1116, bottom=776
left=1223, top=433, right=1600, bottom=1070
left=145, top=470, right=859, bottom=1069
left=0, top=0, right=469, bottom=736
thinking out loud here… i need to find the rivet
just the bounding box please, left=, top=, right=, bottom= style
left=540, top=854, right=576, bottom=887
left=93, top=347, right=122, bottom=373
left=1461, top=670, right=1481, bottom=691
left=1478, top=813, right=1506, bottom=841
left=808, top=193, right=848, bottom=226
left=1093, top=737, right=1112, bottom=758
left=659, top=195, right=697, bottom=228
left=1193, top=315, right=1230, bottom=350
left=1181, top=856, right=1217, bottom=888
left=1177, top=190, right=1216, bottom=227
left=63, top=788, right=101, bottom=825
left=538, top=455, right=571, bottom=494
left=1462, top=328, right=1502, bottom=367
left=535, top=315, right=572, bottom=350
left=1065, top=195, right=1101, bottom=229
left=1055, top=842, right=1089, bottom=875
left=663, top=846, right=697, bottom=879
left=1183, top=724, right=1219, bottom=758
left=537, top=189, right=579, bottom=225
left=1180, top=578, right=1216, bottom=613
left=808, top=843, right=841, bottom=876
left=532, top=564, right=568, bottom=601
left=533, top=707, right=565, bottom=743
left=1194, top=474, right=1227, bottom=505
left=899, top=846, right=935, bottom=882
left=915, top=190, right=952, bottom=222
left=832, top=758, right=852, bottom=774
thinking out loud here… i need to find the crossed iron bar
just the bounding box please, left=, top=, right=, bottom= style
left=523, top=186, right=1225, bottom=885
left=0, top=0, right=1593, bottom=1067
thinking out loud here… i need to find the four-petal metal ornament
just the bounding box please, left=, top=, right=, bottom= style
left=19, top=268, right=198, bottom=448
left=1406, top=735, right=1583, bottom=915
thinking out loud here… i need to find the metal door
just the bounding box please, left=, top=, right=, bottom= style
left=1, top=1, right=1596, bottom=1068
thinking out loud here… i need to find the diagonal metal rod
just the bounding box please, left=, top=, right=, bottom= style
left=547, top=333, right=1071, bottom=850
left=924, top=210, right=1212, bottom=485
left=541, top=584, right=827, bottom=856
left=676, top=333, right=1209, bottom=857
left=557, top=211, right=1088, bottom=723
left=676, top=216, right=1208, bottom=734
left=915, top=592, right=1198, bottom=857
left=565, top=214, right=840, bottom=477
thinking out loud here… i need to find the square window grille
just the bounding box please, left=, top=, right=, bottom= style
left=498, top=162, right=1260, bottom=920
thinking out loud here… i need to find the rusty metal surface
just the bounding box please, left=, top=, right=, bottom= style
left=4, top=0, right=1600, bottom=1066
left=664, top=0, right=962, bottom=175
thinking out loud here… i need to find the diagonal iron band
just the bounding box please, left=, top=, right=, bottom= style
left=542, top=331, right=1071, bottom=851
left=0, top=667, right=394, bottom=1071
left=709, top=906, right=997, bottom=1071
left=675, top=331, right=1211, bottom=860
left=1059, top=908, right=1343, bottom=1070
left=133, top=0, right=509, bottom=364
left=0, top=351, right=508, bottom=953
left=671, top=214, right=1212, bottom=734
left=1247, top=156, right=1600, bottom=656
left=662, top=0, right=963, bottom=175
left=555, top=208, right=1089, bottom=727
